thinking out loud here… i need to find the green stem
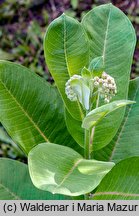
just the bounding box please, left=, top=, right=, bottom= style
left=84, top=193, right=89, bottom=200
left=84, top=111, right=91, bottom=200
left=84, top=93, right=100, bottom=200
left=90, top=126, right=95, bottom=152
left=84, top=129, right=90, bottom=159
left=90, top=93, right=100, bottom=152
left=96, top=92, right=100, bottom=108
left=84, top=128, right=90, bottom=200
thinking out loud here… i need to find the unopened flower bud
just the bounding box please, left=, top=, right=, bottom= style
left=94, top=76, right=99, bottom=82
left=94, top=81, right=99, bottom=87
left=103, top=83, right=108, bottom=88
left=102, top=72, right=107, bottom=79
left=104, top=98, right=110, bottom=103
left=92, top=71, right=117, bottom=103
left=108, top=84, right=113, bottom=89
left=98, top=78, right=103, bottom=84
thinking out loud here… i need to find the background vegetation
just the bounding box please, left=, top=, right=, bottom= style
left=0, top=0, right=138, bottom=160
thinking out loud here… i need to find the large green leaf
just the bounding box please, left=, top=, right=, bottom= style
left=28, top=143, right=114, bottom=196
left=65, top=108, right=84, bottom=148
left=65, top=100, right=135, bottom=149
left=93, top=78, right=139, bottom=163
left=44, top=14, right=89, bottom=121
left=81, top=4, right=136, bottom=150
left=82, top=100, right=135, bottom=130
left=0, top=61, right=82, bottom=155
left=92, top=157, right=139, bottom=200
left=0, top=158, right=68, bottom=200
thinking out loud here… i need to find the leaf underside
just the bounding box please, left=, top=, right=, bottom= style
left=28, top=143, right=114, bottom=196
left=82, top=100, right=135, bottom=130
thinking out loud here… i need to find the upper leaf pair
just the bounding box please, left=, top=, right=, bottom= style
left=44, top=3, right=136, bottom=151
left=0, top=4, right=136, bottom=155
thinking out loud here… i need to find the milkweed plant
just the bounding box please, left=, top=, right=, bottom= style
left=0, top=4, right=139, bottom=200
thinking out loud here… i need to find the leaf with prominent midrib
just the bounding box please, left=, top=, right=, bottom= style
left=44, top=14, right=89, bottom=121
left=0, top=158, right=68, bottom=200
left=82, top=100, right=135, bottom=130
left=28, top=143, right=114, bottom=196
left=81, top=3, right=136, bottom=150
left=65, top=108, right=84, bottom=147
left=0, top=61, right=82, bottom=155
left=92, top=157, right=139, bottom=200
left=93, top=78, right=139, bottom=163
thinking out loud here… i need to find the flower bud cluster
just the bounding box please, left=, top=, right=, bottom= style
left=65, top=75, right=82, bottom=101
left=92, top=72, right=117, bottom=103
